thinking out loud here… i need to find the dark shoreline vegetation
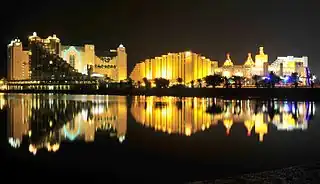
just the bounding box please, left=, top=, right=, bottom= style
left=2, top=87, right=320, bottom=101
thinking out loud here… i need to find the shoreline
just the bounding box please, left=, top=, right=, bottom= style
left=1, top=88, right=320, bottom=101
left=193, top=162, right=320, bottom=184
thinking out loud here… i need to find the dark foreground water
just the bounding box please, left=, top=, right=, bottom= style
left=2, top=93, right=320, bottom=183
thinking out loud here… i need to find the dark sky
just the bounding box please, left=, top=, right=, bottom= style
left=2, top=0, right=320, bottom=77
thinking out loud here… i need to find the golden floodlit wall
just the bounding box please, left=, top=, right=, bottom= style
left=130, top=51, right=218, bottom=84
left=7, top=39, right=30, bottom=80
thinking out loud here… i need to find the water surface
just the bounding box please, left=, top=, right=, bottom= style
left=3, top=93, right=320, bottom=182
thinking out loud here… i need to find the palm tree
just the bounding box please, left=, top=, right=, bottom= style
left=252, top=75, right=261, bottom=88
left=137, top=81, right=141, bottom=88
left=232, top=76, right=243, bottom=88
left=176, top=77, right=183, bottom=84
left=224, top=77, right=230, bottom=88
left=142, top=77, right=150, bottom=88
left=190, top=80, right=195, bottom=88
left=204, top=74, right=223, bottom=88
left=269, top=71, right=280, bottom=88
left=197, top=79, right=202, bottom=88
left=154, top=78, right=170, bottom=88
left=291, top=72, right=299, bottom=88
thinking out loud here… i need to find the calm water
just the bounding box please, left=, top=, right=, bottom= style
left=2, top=93, right=320, bottom=182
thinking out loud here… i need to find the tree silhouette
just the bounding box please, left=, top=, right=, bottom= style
left=177, top=77, right=183, bottom=84
left=224, top=77, right=230, bottom=88
left=197, top=79, right=202, bottom=88
left=291, top=72, right=299, bottom=88
left=252, top=75, right=261, bottom=88
left=232, top=76, right=243, bottom=88
left=154, top=78, right=170, bottom=88
left=204, top=74, right=223, bottom=88
left=190, top=80, right=195, bottom=88
left=206, top=103, right=223, bottom=114
left=269, top=71, right=280, bottom=88
left=142, top=77, right=151, bottom=88
left=126, top=78, right=134, bottom=88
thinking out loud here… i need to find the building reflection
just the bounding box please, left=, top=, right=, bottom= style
left=131, top=96, right=315, bottom=142
left=6, top=94, right=127, bottom=155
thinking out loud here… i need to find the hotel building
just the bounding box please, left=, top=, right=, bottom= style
left=7, top=39, right=30, bottom=80
left=7, top=32, right=127, bottom=82
left=269, top=56, right=308, bottom=77
left=130, top=46, right=310, bottom=85
left=130, top=51, right=219, bottom=84
left=61, top=44, right=127, bottom=81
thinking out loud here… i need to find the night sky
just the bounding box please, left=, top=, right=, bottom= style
left=2, top=0, right=320, bottom=77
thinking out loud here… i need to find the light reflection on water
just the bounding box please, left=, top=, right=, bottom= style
left=4, top=93, right=127, bottom=155
left=131, top=96, right=315, bottom=142
left=2, top=93, right=316, bottom=155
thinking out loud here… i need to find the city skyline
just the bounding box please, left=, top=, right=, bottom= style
left=2, top=0, right=320, bottom=78
left=6, top=33, right=312, bottom=83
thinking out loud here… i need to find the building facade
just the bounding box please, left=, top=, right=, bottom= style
left=216, top=47, right=270, bottom=79
left=61, top=44, right=127, bottom=81
left=7, top=33, right=127, bottom=82
left=217, top=47, right=308, bottom=80
left=7, top=39, right=30, bottom=80
left=130, top=46, right=310, bottom=86
left=269, top=56, right=308, bottom=77
left=130, top=51, right=218, bottom=84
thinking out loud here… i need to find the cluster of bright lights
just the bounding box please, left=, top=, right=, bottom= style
left=8, top=137, right=20, bottom=148
left=8, top=38, right=21, bottom=47
left=92, top=105, right=105, bottom=115
left=118, top=135, right=125, bottom=143
left=63, top=122, right=82, bottom=141
left=29, top=144, right=37, bottom=155
left=62, top=46, right=82, bottom=71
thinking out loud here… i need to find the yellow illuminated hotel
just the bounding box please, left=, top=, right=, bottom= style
left=130, top=51, right=218, bottom=84
left=7, top=32, right=127, bottom=82
left=130, top=47, right=310, bottom=85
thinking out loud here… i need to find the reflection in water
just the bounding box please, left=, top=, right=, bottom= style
left=3, top=93, right=316, bottom=156
left=131, top=96, right=315, bottom=142
left=4, top=94, right=127, bottom=155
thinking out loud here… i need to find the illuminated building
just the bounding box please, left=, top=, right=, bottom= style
left=269, top=56, right=308, bottom=77
left=28, top=32, right=83, bottom=80
left=131, top=46, right=310, bottom=86
left=61, top=44, right=127, bottom=81
left=130, top=51, right=218, bottom=84
left=8, top=32, right=127, bottom=82
left=253, top=46, right=269, bottom=76
left=216, top=47, right=310, bottom=84
left=7, top=39, right=30, bottom=80
left=215, top=47, right=269, bottom=79
left=216, top=53, right=254, bottom=79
